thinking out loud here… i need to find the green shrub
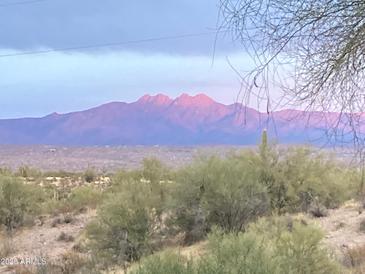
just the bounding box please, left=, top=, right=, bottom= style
left=43, top=199, right=73, bottom=215
left=113, top=169, right=142, bottom=182
left=111, top=159, right=173, bottom=216
left=0, top=175, right=45, bottom=231
left=273, top=147, right=358, bottom=212
left=197, top=227, right=274, bottom=274
left=0, top=167, right=12, bottom=176
left=141, top=157, right=168, bottom=184
left=132, top=217, right=343, bottom=274
left=141, top=158, right=173, bottom=214
left=84, top=168, right=97, bottom=183
left=255, top=133, right=358, bottom=213
left=40, top=185, right=74, bottom=215
left=249, top=217, right=341, bottom=273
left=87, top=179, right=154, bottom=265
left=16, top=165, right=42, bottom=179
left=170, top=154, right=269, bottom=243
left=68, top=186, right=102, bottom=211
left=86, top=162, right=174, bottom=266
left=85, top=137, right=357, bottom=271
left=169, top=141, right=356, bottom=242
left=132, top=252, right=193, bottom=274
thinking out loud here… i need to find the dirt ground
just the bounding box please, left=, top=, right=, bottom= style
left=313, top=200, right=365, bottom=258
left=0, top=210, right=96, bottom=273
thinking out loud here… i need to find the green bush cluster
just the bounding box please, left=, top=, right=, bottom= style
left=15, top=165, right=42, bottom=179
left=170, top=154, right=269, bottom=243
left=258, top=146, right=358, bottom=213
left=85, top=140, right=359, bottom=269
left=0, top=141, right=355, bottom=272
left=85, top=158, right=174, bottom=266
left=132, top=217, right=342, bottom=274
left=0, top=139, right=357, bottom=273
left=131, top=252, right=194, bottom=274
left=0, top=167, right=12, bottom=176
left=0, top=175, right=45, bottom=231
left=87, top=180, right=156, bottom=265
left=68, top=186, right=103, bottom=211
left=168, top=142, right=356, bottom=243
left=42, top=185, right=104, bottom=215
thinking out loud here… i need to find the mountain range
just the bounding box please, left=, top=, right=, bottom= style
left=0, top=93, right=348, bottom=146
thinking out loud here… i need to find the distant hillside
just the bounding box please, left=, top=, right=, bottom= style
left=0, top=93, right=348, bottom=145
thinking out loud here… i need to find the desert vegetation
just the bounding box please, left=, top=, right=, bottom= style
left=0, top=137, right=364, bottom=273
left=132, top=218, right=342, bottom=274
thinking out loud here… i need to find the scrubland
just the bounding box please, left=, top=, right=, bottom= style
left=1, top=136, right=365, bottom=273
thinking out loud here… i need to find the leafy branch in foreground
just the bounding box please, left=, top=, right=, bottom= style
left=220, top=0, right=365, bottom=149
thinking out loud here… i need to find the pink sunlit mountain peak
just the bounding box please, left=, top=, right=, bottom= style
left=173, top=93, right=216, bottom=107
left=138, top=93, right=172, bottom=105
left=0, top=92, right=349, bottom=146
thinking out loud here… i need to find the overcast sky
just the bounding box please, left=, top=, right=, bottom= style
left=0, top=0, right=257, bottom=118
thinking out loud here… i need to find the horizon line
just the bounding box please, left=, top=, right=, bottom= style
left=0, top=92, right=341, bottom=120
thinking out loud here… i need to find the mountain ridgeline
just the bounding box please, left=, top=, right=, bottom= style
left=0, top=94, right=346, bottom=146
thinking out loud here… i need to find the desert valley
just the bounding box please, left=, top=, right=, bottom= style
left=2, top=0, right=365, bottom=273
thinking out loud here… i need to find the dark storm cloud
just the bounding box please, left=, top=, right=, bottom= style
left=0, top=0, right=235, bottom=54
